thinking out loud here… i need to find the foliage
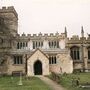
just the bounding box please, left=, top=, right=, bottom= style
left=48, top=72, right=90, bottom=90
left=73, top=69, right=82, bottom=74
left=51, top=73, right=90, bottom=90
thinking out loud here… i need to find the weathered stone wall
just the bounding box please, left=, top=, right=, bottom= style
left=0, top=6, right=18, bottom=36
left=50, top=52, right=73, bottom=74
left=57, top=53, right=73, bottom=73
left=87, top=63, right=90, bottom=69
left=6, top=55, right=25, bottom=75
left=49, top=64, right=61, bottom=73
left=73, top=63, right=82, bottom=69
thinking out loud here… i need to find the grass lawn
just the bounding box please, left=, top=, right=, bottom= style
left=0, top=76, right=51, bottom=90
left=59, top=73, right=90, bottom=90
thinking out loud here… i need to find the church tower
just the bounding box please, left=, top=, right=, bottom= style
left=0, top=6, right=18, bottom=49
left=0, top=6, right=18, bottom=74
left=0, top=6, right=18, bottom=36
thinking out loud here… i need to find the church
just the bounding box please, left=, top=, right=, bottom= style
left=0, top=6, right=90, bottom=76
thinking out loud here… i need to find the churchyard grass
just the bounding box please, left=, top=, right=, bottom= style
left=0, top=76, right=51, bottom=90
left=59, top=73, right=90, bottom=90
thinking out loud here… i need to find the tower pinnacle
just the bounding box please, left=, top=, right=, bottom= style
left=65, top=26, right=67, bottom=37
left=81, top=26, right=84, bottom=37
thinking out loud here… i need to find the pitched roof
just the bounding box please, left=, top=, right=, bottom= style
left=27, top=48, right=48, bottom=60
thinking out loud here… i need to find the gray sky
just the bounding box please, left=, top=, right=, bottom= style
left=0, top=0, right=90, bottom=37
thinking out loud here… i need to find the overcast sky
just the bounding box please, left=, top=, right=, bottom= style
left=0, top=0, right=90, bottom=37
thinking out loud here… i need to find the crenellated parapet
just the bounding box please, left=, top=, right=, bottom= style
left=67, top=35, right=87, bottom=41
left=66, top=34, right=90, bottom=49
left=16, top=32, right=66, bottom=40
left=0, top=6, right=18, bottom=36
left=0, top=6, right=18, bottom=19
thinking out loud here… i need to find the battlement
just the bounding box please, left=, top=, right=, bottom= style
left=16, top=32, right=66, bottom=39
left=0, top=6, right=18, bottom=19
left=67, top=35, right=90, bottom=42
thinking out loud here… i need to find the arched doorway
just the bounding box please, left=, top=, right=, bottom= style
left=34, top=60, right=42, bottom=75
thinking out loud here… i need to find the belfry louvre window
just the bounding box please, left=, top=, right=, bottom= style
left=70, top=46, right=80, bottom=60
left=88, top=47, right=90, bottom=59
left=13, top=56, right=23, bottom=64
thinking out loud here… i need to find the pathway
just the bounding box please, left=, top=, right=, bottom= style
left=37, top=76, right=66, bottom=90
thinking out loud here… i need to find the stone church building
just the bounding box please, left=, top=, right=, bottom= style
left=0, top=6, right=90, bottom=76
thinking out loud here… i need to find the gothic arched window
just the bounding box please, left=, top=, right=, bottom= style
left=49, top=56, right=57, bottom=64
left=13, top=56, right=23, bottom=64
left=70, top=46, right=80, bottom=60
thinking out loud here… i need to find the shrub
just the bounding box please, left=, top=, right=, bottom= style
left=73, top=69, right=81, bottom=74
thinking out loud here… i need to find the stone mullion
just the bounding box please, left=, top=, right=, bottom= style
left=37, top=41, right=39, bottom=48
left=30, top=41, right=32, bottom=49
left=52, top=41, right=53, bottom=48
left=40, top=41, right=41, bottom=47
left=38, top=41, right=39, bottom=47
left=41, top=41, right=42, bottom=47
left=23, top=42, right=24, bottom=48
left=22, top=42, right=23, bottom=49
left=25, top=42, right=26, bottom=49
left=25, top=42, right=27, bottom=48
